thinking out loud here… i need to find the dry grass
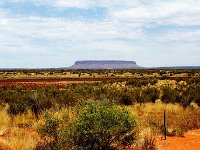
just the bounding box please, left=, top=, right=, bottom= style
left=7, top=127, right=39, bottom=150
left=0, top=106, right=40, bottom=150
left=12, top=110, right=36, bottom=127
left=35, top=106, right=77, bottom=128
left=0, top=105, right=11, bottom=136
left=141, top=135, right=156, bottom=150
left=0, top=141, right=11, bottom=150
left=126, top=102, right=200, bottom=149
left=127, top=102, right=200, bottom=138
left=8, top=111, right=40, bottom=150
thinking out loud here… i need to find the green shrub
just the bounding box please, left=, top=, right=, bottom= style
left=119, top=88, right=140, bottom=105
left=119, top=92, right=133, bottom=105
left=36, top=109, right=77, bottom=150
left=8, top=100, right=28, bottom=116
left=126, top=78, right=157, bottom=87
left=161, top=87, right=179, bottom=103
left=140, top=87, right=159, bottom=103
left=38, top=112, right=59, bottom=138
left=73, top=101, right=137, bottom=150
left=37, top=112, right=60, bottom=150
left=188, top=84, right=200, bottom=106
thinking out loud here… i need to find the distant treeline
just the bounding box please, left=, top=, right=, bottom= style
left=1, top=69, right=200, bottom=76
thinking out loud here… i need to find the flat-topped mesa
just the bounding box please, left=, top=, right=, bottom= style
left=69, top=60, right=141, bottom=69
left=75, top=60, right=136, bottom=65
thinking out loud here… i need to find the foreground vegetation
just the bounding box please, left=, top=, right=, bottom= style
left=0, top=69, right=200, bottom=149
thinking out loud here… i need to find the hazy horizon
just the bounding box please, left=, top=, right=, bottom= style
left=1, top=59, right=200, bottom=69
left=1, top=0, right=200, bottom=68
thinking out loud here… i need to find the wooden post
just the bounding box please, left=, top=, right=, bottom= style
left=163, top=111, right=166, bottom=140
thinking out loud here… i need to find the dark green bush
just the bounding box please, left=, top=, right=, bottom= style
left=119, top=88, right=140, bottom=105
left=187, top=84, right=200, bottom=106
left=120, top=92, right=133, bottom=105
left=8, top=100, right=28, bottom=116
left=73, top=101, right=137, bottom=150
left=140, top=87, right=159, bottom=103
left=161, top=87, right=179, bottom=103
left=126, top=78, right=158, bottom=87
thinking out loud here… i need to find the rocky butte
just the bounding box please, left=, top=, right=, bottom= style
left=69, top=60, right=141, bottom=69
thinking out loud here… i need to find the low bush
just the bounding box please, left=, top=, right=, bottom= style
left=126, top=78, right=158, bottom=87
left=37, top=112, right=60, bottom=150
left=8, top=100, right=28, bottom=116
left=140, top=87, right=159, bottom=103
left=161, top=87, right=179, bottom=103
left=73, top=101, right=138, bottom=150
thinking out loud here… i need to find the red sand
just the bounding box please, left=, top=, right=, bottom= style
left=157, top=129, right=200, bottom=150
left=0, top=77, right=129, bottom=89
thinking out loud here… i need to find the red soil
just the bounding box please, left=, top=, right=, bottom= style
left=157, top=129, right=200, bottom=150
left=0, top=77, right=121, bottom=89
left=0, top=142, right=11, bottom=150
left=0, top=76, right=199, bottom=89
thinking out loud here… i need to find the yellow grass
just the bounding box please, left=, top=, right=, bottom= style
left=127, top=102, right=200, bottom=139
left=0, top=105, right=11, bottom=136
left=12, top=110, right=36, bottom=126
left=0, top=106, right=40, bottom=150
left=7, top=127, right=39, bottom=150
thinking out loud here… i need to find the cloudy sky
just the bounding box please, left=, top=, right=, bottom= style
left=0, top=0, right=200, bottom=68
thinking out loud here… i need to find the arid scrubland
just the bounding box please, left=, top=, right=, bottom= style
left=0, top=69, right=200, bottom=149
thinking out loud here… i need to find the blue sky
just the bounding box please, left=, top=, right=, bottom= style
left=0, top=0, right=200, bottom=68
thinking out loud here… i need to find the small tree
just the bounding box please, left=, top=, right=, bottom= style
left=73, top=101, right=137, bottom=150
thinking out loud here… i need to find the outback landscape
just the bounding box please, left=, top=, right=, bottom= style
left=1, top=0, right=200, bottom=150
left=1, top=66, right=200, bottom=150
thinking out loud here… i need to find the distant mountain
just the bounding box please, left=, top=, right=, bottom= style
left=1, top=62, right=200, bottom=70
left=68, top=60, right=141, bottom=69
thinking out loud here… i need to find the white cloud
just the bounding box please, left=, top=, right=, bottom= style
left=55, top=0, right=93, bottom=9
left=110, top=0, right=200, bottom=26
left=1, top=0, right=200, bottom=67
left=2, top=0, right=200, bottom=26
left=157, top=29, right=200, bottom=42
